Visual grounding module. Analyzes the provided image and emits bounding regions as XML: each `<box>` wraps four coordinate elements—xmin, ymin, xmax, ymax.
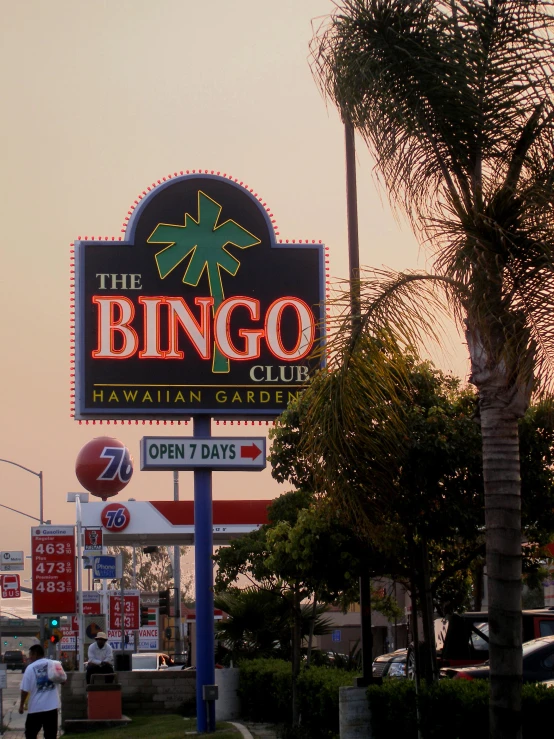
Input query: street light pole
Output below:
<box><xmin>0</xmin><ymin>458</ymin><xmax>45</xmax><ymax>646</ymax></box>
<box><xmin>0</xmin><ymin>459</ymin><xmax>43</xmax><ymax>525</ymax></box>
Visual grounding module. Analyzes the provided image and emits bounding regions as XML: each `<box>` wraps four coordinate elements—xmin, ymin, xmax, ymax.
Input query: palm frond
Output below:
<box><xmin>312</xmin><ymin>1</ymin><xmax>554</xmax><ymax>396</ymax></box>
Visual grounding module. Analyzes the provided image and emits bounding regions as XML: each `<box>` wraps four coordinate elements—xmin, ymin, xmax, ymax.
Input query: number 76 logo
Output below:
<box><xmin>99</xmin><ymin>447</ymin><xmax>133</xmax><ymax>483</ymax></box>
<box><xmin>101</xmin><ymin>503</ymin><xmax>131</xmax><ymax>531</ymax></box>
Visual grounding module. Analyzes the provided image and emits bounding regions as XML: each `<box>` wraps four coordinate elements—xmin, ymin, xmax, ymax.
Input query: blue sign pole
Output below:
<box><xmin>194</xmin><ymin>415</ymin><xmax>216</xmax><ymax>733</ymax></box>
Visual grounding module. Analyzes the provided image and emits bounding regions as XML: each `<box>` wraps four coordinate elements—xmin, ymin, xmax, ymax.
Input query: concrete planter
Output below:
<box><xmin>339</xmin><ymin>686</ymin><xmax>372</xmax><ymax>739</ymax></box>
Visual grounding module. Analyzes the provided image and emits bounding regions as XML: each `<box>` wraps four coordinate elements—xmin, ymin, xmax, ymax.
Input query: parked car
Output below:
<box><xmin>441</xmin><ymin>636</ymin><xmax>554</xmax><ymax>682</ymax></box>
<box><xmin>131</xmin><ymin>652</ymin><xmax>174</xmax><ymax>671</ymax></box>
<box><xmin>372</xmin><ymin>649</ymin><xmax>410</xmax><ymax>679</ymax></box>
<box><xmin>438</xmin><ymin>610</ymin><xmax>554</xmax><ymax>668</ymax></box>
<box><xmin>372</xmin><ymin>609</ymin><xmax>554</xmax><ymax>678</ymax></box>
<box><xmin>3</xmin><ymin>650</ymin><xmax>26</xmax><ymax>672</ymax></box>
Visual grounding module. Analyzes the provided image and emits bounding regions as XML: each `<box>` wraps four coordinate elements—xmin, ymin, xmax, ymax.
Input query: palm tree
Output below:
<box><xmin>310</xmin><ymin>2</ymin><xmax>554</xmax><ymax>737</ymax></box>
<box><xmin>214</xmin><ymin>587</ymin><xmax>333</xmax><ymax>664</ymax></box>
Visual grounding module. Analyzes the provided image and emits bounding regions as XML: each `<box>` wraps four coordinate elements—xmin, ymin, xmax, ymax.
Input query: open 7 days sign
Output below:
<box><xmin>73</xmin><ymin>173</ymin><xmax>325</xmax><ymax>419</ymax></box>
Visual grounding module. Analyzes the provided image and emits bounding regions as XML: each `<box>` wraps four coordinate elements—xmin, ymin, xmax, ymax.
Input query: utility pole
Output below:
<box><xmin>345</xmin><ymin>119</ymin><xmax>373</xmax><ymax>687</ymax></box>
<box><xmin>173</xmin><ymin>471</ymin><xmax>182</xmax><ymax>658</ymax></box>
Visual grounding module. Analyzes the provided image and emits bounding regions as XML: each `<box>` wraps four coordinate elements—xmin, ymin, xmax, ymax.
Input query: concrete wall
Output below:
<box><xmin>61</xmin><ymin>671</ymin><xmax>196</xmax><ymax>724</ymax></box>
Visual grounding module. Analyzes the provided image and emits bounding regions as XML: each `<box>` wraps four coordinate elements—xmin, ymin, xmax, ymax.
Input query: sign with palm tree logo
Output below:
<box><xmin>73</xmin><ymin>173</ymin><xmax>325</xmax><ymax>419</ymax></box>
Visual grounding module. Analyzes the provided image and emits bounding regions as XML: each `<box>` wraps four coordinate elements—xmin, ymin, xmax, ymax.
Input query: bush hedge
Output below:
<box><xmin>238</xmin><ymin>658</ymin><xmax>355</xmax><ymax>738</ymax></box>
<box><xmin>367</xmin><ymin>679</ymin><xmax>554</xmax><ymax>739</ymax></box>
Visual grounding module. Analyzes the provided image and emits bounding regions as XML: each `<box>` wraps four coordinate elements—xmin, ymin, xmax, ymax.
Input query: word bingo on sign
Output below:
<box><xmin>31</xmin><ymin>525</ymin><xmax>76</xmax><ymax>614</ymax></box>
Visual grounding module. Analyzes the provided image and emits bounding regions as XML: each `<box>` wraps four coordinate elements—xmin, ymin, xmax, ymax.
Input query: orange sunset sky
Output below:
<box><xmin>0</xmin><ymin>1</ymin><xmax>468</xmax><ymax>615</ymax></box>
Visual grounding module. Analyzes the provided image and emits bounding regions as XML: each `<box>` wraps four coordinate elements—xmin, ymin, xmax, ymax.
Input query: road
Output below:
<box><xmin>1</xmin><ymin>670</ymin><xmax>26</xmax><ymax>730</ymax></box>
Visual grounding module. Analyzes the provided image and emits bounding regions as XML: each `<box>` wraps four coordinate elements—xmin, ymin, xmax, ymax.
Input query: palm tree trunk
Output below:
<box><xmin>480</xmin><ymin>404</ymin><xmax>522</xmax><ymax>739</ymax></box>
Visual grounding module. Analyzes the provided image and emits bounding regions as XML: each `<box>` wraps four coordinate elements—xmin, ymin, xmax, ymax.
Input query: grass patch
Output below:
<box><xmin>63</xmin><ymin>713</ymin><xmax>242</xmax><ymax>738</ymax></box>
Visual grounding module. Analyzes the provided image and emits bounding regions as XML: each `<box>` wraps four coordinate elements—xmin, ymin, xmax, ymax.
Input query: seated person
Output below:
<box><xmin>86</xmin><ymin>632</ymin><xmax>114</xmax><ymax>685</ymax></box>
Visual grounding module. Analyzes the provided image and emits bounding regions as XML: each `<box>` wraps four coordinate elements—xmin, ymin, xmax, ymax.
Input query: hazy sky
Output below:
<box><xmin>0</xmin><ymin>1</ymin><xmax>468</xmax><ymax>615</ymax></box>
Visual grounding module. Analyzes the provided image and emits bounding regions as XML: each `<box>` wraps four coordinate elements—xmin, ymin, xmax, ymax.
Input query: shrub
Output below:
<box><xmin>297</xmin><ymin>665</ymin><xmax>354</xmax><ymax>738</ymax></box>
<box><xmin>521</xmin><ymin>682</ymin><xmax>554</xmax><ymax>736</ymax></box>
<box><xmin>419</xmin><ymin>679</ymin><xmax>489</xmax><ymax>739</ymax></box>
<box><xmin>367</xmin><ymin>679</ymin><xmax>418</xmax><ymax>738</ymax></box>
<box><xmin>238</xmin><ymin>658</ymin><xmax>354</xmax><ymax>738</ymax></box>
<box><xmin>367</xmin><ymin>679</ymin><xmax>554</xmax><ymax>739</ymax></box>
<box><xmin>238</xmin><ymin>659</ymin><xmax>292</xmax><ymax>724</ymax></box>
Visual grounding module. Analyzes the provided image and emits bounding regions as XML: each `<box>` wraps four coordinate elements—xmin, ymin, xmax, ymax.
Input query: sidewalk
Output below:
<box><xmin>245</xmin><ymin>724</ymin><xmax>279</xmax><ymax>739</ymax></box>
<box><xmin>3</xmin><ymin>728</ymin><xmax>62</xmax><ymax>738</ymax></box>
<box><xmin>2</xmin><ymin>705</ymin><xmax>62</xmax><ymax>738</ymax></box>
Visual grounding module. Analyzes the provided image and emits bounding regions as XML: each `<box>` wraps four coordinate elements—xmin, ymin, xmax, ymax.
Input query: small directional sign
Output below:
<box><xmin>140</xmin><ymin>436</ymin><xmax>267</xmax><ymax>471</ymax></box>
<box><xmin>1</xmin><ymin>573</ymin><xmax>21</xmax><ymax>599</ymax></box>
<box><xmin>92</xmin><ymin>555</ymin><xmax>123</xmax><ymax>580</ymax></box>
<box><xmin>0</xmin><ymin>550</ymin><xmax>24</xmax><ymax>572</ymax></box>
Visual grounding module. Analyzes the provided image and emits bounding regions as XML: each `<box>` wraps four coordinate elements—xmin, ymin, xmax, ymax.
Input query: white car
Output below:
<box><xmin>131</xmin><ymin>652</ymin><xmax>173</xmax><ymax>671</ymax></box>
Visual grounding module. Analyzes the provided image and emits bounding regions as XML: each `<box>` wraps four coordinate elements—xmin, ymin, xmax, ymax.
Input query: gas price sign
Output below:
<box><xmin>31</xmin><ymin>525</ymin><xmax>76</xmax><ymax>614</ymax></box>
<box><xmin>109</xmin><ymin>591</ymin><xmax>140</xmax><ymax>630</ymax></box>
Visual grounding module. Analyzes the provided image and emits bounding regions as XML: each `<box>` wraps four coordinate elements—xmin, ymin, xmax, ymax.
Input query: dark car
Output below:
<box><xmin>441</xmin><ymin>636</ymin><xmax>554</xmax><ymax>682</ymax></box>
<box><xmin>3</xmin><ymin>650</ymin><xmax>26</xmax><ymax>672</ymax></box>
<box><xmin>372</xmin><ymin>649</ymin><xmax>410</xmax><ymax>679</ymax></box>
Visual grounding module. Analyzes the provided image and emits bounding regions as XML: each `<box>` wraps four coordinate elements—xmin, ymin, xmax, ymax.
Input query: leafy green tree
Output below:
<box><xmin>271</xmin><ymin>358</ymin><xmax>554</xmax><ymax>683</ymax></box>
<box><xmin>106</xmin><ymin>545</ymin><xmax>192</xmax><ymax>597</ymax></box>
<box><xmin>311</xmin><ymin>3</ymin><xmax>554</xmax><ymax>734</ymax></box>
<box><xmin>214</xmin><ymin>490</ymin><xmax>386</xmax><ymax>726</ymax></box>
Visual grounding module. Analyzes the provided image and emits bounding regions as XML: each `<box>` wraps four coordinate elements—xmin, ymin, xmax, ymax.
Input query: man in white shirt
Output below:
<box><xmin>19</xmin><ymin>644</ymin><xmax>59</xmax><ymax>739</ymax></box>
<box><xmin>86</xmin><ymin>631</ymin><xmax>114</xmax><ymax>685</ymax></box>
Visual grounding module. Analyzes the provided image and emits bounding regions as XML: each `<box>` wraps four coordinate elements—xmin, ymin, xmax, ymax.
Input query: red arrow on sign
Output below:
<box><xmin>240</xmin><ymin>443</ymin><xmax>262</xmax><ymax>461</ymax></box>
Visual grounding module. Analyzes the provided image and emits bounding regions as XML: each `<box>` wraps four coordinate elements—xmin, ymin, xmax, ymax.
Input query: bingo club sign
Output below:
<box><xmin>73</xmin><ymin>173</ymin><xmax>325</xmax><ymax>419</ymax></box>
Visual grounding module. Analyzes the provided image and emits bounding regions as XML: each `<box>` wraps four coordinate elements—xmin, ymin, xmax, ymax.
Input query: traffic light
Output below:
<box><xmin>140</xmin><ymin>606</ymin><xmax>150</xmax><ymax>626</ymax></box>
<box><xmin>159</xmin><ymin>589</ymin><xmax>170</xmax><ymax>616</ymax></box>
<box><xmin>47</xmin><ymin>617</ymin><xmax>60</xmax><ymax>630</ymax></box>
<box><xmin>164</xmin><ymin>627</ymin><xmax>172</xmax><ymax>639</ymax></box>
<box><xmin>49</xmin><ymin>633</ymin><xmax>60</xmax><ymax>644</ymax></box>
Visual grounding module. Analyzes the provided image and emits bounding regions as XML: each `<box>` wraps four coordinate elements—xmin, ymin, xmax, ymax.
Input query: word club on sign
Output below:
<box><xmin>109</xmin><ymin>592</ymin><xmax>139</xmax><ymax>630</ymax></box>
<box><xmin>31</xmin><ymin>526</ymin><xmax>76</xmax><ymax>615</ymax></box>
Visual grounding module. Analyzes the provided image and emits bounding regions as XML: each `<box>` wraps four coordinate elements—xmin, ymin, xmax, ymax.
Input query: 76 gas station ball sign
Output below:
<box><xmin>73</xmin><ymin>173</ymin><xmax>325</xmax><ymax>420</ymax></box>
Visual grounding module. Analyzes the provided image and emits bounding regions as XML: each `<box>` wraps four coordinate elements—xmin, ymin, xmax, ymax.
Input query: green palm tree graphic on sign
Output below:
<box><xmin>147</xmin><ymin>191</ymin><xmax>261</xmax><ymax>372</ymax></box>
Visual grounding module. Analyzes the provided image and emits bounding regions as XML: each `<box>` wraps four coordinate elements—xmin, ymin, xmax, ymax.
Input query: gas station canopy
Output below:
<box><xmin>79</xmin><ymin>499</ymin><xmax>271</xmax><ymax>546</ymax></box>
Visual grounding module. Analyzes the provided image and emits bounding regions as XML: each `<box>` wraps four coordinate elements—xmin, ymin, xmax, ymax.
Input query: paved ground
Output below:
<box><xmin>3</xmin><ymin>673</ymin><xmax>278</xmax><ymax>738</ymax></box>
<box><xmin>245</xmin><ymin>724</ymin><xmax>279</xmax><ymax>739</ymax></box>
<box><xmin>2</xmin><ymin>671</ymin><xmax>62</xmax><ymax>738</ymax></box>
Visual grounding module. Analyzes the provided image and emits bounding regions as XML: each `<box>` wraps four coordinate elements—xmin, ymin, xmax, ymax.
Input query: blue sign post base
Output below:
<box><xmin>194</xmin><ymin>415</ymin><xmax>216</xmax><ymax>733</ymax></box>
